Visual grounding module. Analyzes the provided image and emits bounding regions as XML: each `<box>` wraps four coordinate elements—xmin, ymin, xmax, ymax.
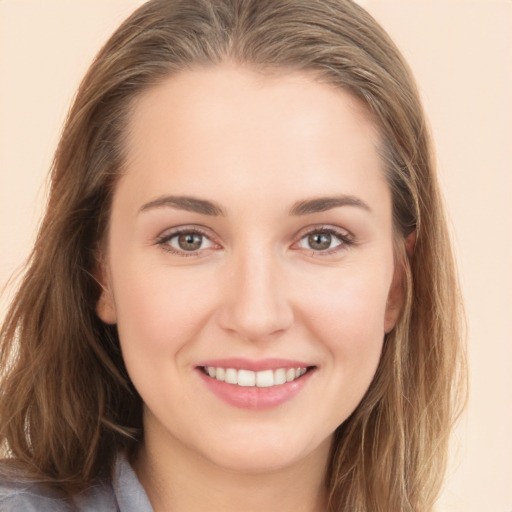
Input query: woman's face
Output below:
<box><xmin>97</xmin><ymin>64</ymin><xmax>404</xmax><ymax>474</ymax></box>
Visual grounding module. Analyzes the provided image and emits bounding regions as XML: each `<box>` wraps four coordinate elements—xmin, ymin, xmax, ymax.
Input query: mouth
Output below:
<box><xmin>200</xmin><ymin>365</ymin><xmax>315</xmax><ymax>388</ymax></box>
<box><xmin>195</xmin><ymin>360</ymin><xmax>317</xmax><ymax>410</ymax></box>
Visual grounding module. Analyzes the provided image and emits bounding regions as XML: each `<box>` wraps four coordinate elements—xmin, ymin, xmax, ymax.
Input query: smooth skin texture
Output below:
<box><xmin>97</xmin><ymin>63</ymin><xmax>405</xmax><ymax>512</ymax></box>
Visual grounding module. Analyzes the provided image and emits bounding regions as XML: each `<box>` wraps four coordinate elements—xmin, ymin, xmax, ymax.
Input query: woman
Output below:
<box><xmin>0</xmin><ymin>0</ymin><xmax>466</xmax><ymax>511</ymax></box>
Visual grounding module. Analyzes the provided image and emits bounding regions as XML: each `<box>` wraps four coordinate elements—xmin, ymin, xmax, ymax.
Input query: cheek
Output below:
<box><xmin>110</xmin><ymin>261</ymin><xmax>222</xmax><ymax>418</ymax></box>
<box><xmin>303</xmin><ymin>266</ymin><xmax>388</xmax><ymax>328</ymax></box>
<box><xmin>294</xmin><ymin>269</ymin><xmax>390</xmax><ymax>423</ymax></box>
<box><xmin>298</xmin><ymin>266</ymin><xmax>390</xmax><ymax>368</ymax></box>
<box><xmin>110</xmin><ymin>258</ymin><xmax>217</xmax><ymax>358</ymax></box>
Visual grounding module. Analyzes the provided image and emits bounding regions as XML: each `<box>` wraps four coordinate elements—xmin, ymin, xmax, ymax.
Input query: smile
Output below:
<box><xmin>202</xmin><ymin>366</ymin><xmax>309</xmax><ymax>388</ymax></box>
<box><xmin>197</xmin><ymin>360</ymin><xmax>316</xmax><ymax>410</ymax></box>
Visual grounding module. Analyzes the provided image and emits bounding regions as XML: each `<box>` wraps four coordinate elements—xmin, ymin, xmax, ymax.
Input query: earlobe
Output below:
<box><xmin>384</xmin><ymin>269</ymin><xmax>404</xmax><ymax>334</ymax></box>
<box><xmin>405</xmin><ymin>230</ymin><xmax>416</xmax><ymax>259</ymax></box>
<box><xmin>95</xmin><ymin>260</ymin><xmax>117</xmax><ymax>325</ymax></box>
<box><xmin>384</xmin><ymin>231</ymin><xmax>415</xmax><ymax>333</ymax></box>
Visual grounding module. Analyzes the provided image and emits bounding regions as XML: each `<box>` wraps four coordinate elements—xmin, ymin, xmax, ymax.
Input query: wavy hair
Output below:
<box><xmin>0</xmin><ymin>1</ymin><xmax>466</xmax><ymax>510</ymax></box>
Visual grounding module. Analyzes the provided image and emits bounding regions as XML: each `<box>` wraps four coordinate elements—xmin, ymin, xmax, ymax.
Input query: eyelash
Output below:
<box><xmin>297</xmin><ymin>226</ymin><xmax>354</xmax><ymax>256</ymax></box>
<box><xmin>155</xmin><ymin>225</ymin><xmax>354</xmax><ymax>258</ymax></box>
<box><xmin>155</xmin><ymin>227</ymin><xmax>214</xmax><ymax>258</ymax></box>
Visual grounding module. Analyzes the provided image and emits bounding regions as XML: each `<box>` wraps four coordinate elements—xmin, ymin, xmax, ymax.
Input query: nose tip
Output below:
<box><xmin>218</xmin><ymin>257</ymin><xmax>294</xmax><ymax>342</ymax></box>
<box><xmin>226</xmin><ymin>293</ymin><xmax>293</xmax><ymax>342</ymax></box>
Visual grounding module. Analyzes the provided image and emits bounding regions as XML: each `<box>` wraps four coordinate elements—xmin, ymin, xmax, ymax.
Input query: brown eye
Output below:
<box><xmin>296</xmin><ymin>228</ymin><xmax>348</xmax><ymax>254</ymax></box>
<box><xmin>177</xmin><ymin>233</ymin><xmax>203</xmax><ymax>251</ymax></box>
<box><xmin>307</xmin><ymin>232</ymin><xmax>332</xmax><ymax>251</ymax></box>
<box><xmin>161</xmin><ymin>230</ymin><xmax>214</xmax><ymax>254</ymax></box>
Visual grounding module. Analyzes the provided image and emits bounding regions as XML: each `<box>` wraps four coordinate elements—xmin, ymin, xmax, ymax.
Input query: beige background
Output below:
<box><xmin>1</xmin><ymin>1</ymin><xmax>511</xmax><ymax>510</ymax></box>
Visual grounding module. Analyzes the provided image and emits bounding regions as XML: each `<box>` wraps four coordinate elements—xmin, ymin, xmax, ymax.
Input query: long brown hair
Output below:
<box><xmin>0</xmin><ymin>1</ymin><xmax>466</xmax><ymax>510</ymax></box>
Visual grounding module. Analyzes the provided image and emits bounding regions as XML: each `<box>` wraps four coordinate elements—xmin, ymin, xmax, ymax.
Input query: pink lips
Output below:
<box><xmin>196</xmin><ymin>358</ymin><xmax>315</xmax><ymax>410</ymax></box>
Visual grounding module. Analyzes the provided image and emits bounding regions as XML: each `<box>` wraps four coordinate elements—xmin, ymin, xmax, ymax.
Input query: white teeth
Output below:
<box><xmin>225</xmin><ymin>368</ymin><xmax>238</xmax><ymax>384</ymax></box>
<box><xmin>204</xmin><ymin>366</ymin><xmax>310</xmax><ymax>387</ymax></box>
<box><xmin>256</xmin><ymin>369</ymin><xmax>274</xmax><ymax>388</ymax></box>
<box><xmin>238</xmin><ymin>369</ymin><xmax>256</xmax><ymax>387</ymax></box>
<box><xmin>274</xmin><ymin>368</ymin><xmax>287</xmax><ymax>385</ymax></box>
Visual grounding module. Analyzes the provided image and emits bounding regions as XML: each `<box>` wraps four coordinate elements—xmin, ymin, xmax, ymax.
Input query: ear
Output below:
<box><xmin>95</xmin><ymin>257</ymin><xmax>117</xmax><ymax>325</ymax></box>
<box><xmin>384</xmin><ymin>231</ymin><xmax>416</xmax><ymax>333</ymax></box>
<box><xmin>405</xmin><ymin>230</ymin><xmax>416</xmax><ymax>259</ymax></box>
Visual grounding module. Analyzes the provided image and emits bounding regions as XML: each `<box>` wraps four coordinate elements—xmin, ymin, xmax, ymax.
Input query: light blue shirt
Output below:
<box><xmin>0</xmin><ymin>453</ymin><xmax>153</xmax><ymax>511</ymax></box>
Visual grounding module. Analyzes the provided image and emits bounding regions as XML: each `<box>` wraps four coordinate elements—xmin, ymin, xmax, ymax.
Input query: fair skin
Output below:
<box><xmin>97</xmin><ymin>63</ymin><xmax>405</xmax><ymax>512</ymax></box>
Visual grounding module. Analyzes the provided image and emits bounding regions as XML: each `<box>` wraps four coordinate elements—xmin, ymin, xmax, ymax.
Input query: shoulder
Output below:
<box><xmin>0</xmin><ymin>452</ymin><xmax>152</xmax><ymax>512</ymax></box>
<box><xmin>0</xmin><ymin>468</ymin><xmax>116</xmax><ymax>512</ymax></box>
<box><xmin>0</xmin><ymin>480</ymin><xmax>72</xmax><ymax>511</ymax></box>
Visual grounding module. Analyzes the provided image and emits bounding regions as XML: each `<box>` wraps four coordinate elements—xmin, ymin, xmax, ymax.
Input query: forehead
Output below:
<box><xmin>120</xmin><ymin>63</ymin><xmax>388</xmax><ymax>213</ymax></box>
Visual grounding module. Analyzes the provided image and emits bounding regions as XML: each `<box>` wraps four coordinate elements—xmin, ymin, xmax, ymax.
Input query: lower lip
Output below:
<box><xmin>197</xmin><ymin>369</ymin><xmax>314</xmax><ymax>410</ymax></box>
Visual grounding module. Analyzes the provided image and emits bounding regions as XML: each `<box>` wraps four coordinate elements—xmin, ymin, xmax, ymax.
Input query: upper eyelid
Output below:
<box><xmin>157</xmin><ymin>225</ymin><xmax>214</xmax><ymax>240</ymax></box>
<box><xmin>293</xmin><ymin>224</ymin><xmax>353</xmax><ymax>241</ymax></box>
<box><xmin>158</xmin><ymin>224</ymin><xmax>351</xmax><ymax>241</ymax></box>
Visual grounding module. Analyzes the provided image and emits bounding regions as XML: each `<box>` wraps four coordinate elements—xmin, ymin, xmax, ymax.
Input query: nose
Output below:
<box><xmin>218</xmin><ymin>247</ymin><xmax>294</xmax><ymax>342</ymax></box>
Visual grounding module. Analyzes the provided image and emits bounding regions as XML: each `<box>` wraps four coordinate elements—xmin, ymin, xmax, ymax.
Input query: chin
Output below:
<box><xmin>194</xmin><ymin>430</ymin><xmax>332</xmax><ymax>475</ymax></box>
<box><xmin>207</xmin><ymin>450</ymin><xmax>304</xmax><ymax>474</ymax></box>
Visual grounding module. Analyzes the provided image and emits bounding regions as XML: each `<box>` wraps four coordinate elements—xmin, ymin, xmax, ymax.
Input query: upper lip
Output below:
<box><xmin>196</xmin><ymin>358</ymin><xmax>316</xmax><ymax>372</ymax></box>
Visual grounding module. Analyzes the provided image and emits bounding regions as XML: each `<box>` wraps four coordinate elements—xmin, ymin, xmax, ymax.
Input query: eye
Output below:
<box><xmin>295</xmin><ymin>227</ymin><xmax>352</xmax><ymax>254</ymax></box>
<box><xmin>157</xmin><ymin>228</ymin><xmax>215</xmax><ymax>255</ymax></box>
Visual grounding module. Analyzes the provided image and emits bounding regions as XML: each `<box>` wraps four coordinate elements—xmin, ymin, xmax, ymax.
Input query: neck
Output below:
<box><xmin>133</xmin><ymin>416</ymin><xmax>331</xmax><ymax>512</ymax></box>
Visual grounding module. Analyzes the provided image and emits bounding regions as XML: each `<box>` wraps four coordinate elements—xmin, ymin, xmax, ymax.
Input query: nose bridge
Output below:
<box><xmin>219</xmin><ymin>242</ymin><xmax>293</xmax><ymax>341</ymax></box>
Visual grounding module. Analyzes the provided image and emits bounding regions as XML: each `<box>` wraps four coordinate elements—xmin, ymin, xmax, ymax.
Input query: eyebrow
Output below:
<box><xmin>289</xmin><ymin>195</ymin><xmax>371</xmax><ymax>215</ymax></box>
<box><xmin>139</xmin><ymin>195</ymin><xmax>225</xmax><ymax>216</ymax></box>
<box><xmin>139</xmin><ymin>194</ymin><xmax>371</xmax><ymax>217</ymax></box>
